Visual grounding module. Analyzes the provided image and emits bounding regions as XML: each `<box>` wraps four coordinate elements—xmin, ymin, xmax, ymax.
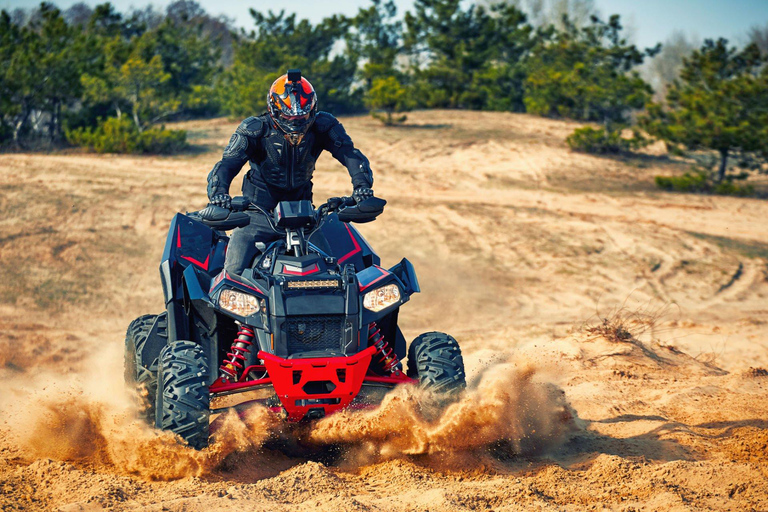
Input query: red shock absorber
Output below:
<box><xmin>220</xmin><ymin>324</ymin><xmax>255</xmax><ymax>382</ymax></box>
<box><xmin>368</xmin><ymin>322</ymin><xmax>402</xmax><ymax>376</ymax></box>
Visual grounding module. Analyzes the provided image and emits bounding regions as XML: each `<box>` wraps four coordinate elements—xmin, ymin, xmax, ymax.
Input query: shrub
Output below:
<box><xmin>66</xmin><ymin>117</ymin><xmax>188</xmax><ymax>154</ymax></box>
<box><xmin>654</xmin><ymin>172</ymin><xmax>709</xmax><ymax>192</ymax></box>
<box><xmin>655</xmin><ymin>171</ymin><xmax>755</xmax><ymax>196</ymax></box>
<box><xmin>365</xmin><ymin>76</ymin><xmax>409</xmax><ymax>126</ymax></box>
<box><xmin>566</xmin><ymin>126</ymin><xmax>645</xmax><ymax>154</ymax></box>
<box><xmin>711</xmin><ymin>180</ymin><xmax>755</xmax><ymax>197</ymax></box>
<box><xmin>138</xmin><ymin>127</ymin><xmax>188</xmax><ymax>154</ymax></box>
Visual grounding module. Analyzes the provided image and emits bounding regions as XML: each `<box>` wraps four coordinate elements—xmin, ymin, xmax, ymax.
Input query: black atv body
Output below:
<box><xmin>125</xmin><ymin>196</ymin><xmax>465</xmax><ymax>448</ymax></box>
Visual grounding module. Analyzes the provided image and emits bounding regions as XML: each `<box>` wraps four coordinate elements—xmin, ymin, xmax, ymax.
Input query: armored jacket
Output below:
<box><xmin>207</xmin><ymin>112</ymin><xmax>373</xmax><ymax>210</ymax></box>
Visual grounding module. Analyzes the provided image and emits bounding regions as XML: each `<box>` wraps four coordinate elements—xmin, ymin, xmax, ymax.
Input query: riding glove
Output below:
<box><xmin>352</xmin><ymin>187</ymin><xmax>374</xmax><ymax>204</ymax></box>
<box><xmin>209</xmin><ymin>193</ymin><xmax>232</xmax><ymax>209</ymax></box>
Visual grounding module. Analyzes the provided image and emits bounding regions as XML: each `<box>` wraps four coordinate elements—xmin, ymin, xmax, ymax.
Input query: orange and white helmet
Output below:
<box><xmin>267</xmin><ymin>69</ymin><xmax>317</xmax><ymax>145</ymax></box>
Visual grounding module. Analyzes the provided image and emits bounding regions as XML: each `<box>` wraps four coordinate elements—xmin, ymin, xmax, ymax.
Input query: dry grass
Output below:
<box><xmin>746</xmin><ymin>367</ymin><xmax>768</xmax><ymax>378</ymax></box>
<box><xmin>582</xmin><ymin>300</ymin><xmax>678</xmax><ymax>344</ymax></box>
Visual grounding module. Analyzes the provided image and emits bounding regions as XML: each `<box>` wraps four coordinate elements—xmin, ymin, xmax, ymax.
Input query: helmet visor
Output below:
<box><xmin>276</xmin><ymin>112</ymin><xmax>313</xmax><ymax>135</ymax></box>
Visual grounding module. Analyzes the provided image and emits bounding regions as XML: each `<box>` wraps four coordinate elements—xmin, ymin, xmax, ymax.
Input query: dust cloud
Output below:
<box><xmin>0</xmin><ymin>336</ymin><xmax>279</xmax><ymax>481</ymax></box>
<box><xmin>1</xmin><ymin>339</ymin><xmax>571</xmax><ymax>481</ymax></box>
<box><xmin>309</xmin><ymin>359</ymin><xmax>573</xmax><ymax>460</ymax></box>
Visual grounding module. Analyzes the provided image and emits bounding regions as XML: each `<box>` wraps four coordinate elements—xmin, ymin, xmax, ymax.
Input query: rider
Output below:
<box><xmin>206</xmin><ymin>69</ymin><xmax>375</xmax><ymax>275</ymax></box>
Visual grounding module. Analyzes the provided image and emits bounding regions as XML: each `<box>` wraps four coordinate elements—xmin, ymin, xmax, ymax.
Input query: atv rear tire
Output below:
<box><xmin>407</xmin><ymin>332</ymin><xmax>466</xmax><ymax>394</ymax></box>
<box><xmin>125</xmin><ymin>314</ymin><xmax>160</xmax><ymax>422</ymax></box>
<box><xmin>155</xmin><ymin>340</ymin><xmax>210</xmax><ymax>450</ymax></box>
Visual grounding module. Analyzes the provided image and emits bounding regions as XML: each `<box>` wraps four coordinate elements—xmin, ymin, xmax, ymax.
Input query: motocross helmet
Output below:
<box><xmin>267</xmin><ymin>69</ymin><xmax>317</xmax><ymax>145</ymax></box>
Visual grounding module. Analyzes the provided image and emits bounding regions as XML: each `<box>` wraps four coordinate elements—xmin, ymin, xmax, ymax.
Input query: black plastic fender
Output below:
<box><xmin>140</xmin><ymin>312</ymin><xmax>169</xmax><ymax>370</ymax></box>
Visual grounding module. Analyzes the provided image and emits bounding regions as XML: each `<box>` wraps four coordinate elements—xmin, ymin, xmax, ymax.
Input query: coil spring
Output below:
<box><xmin>368</xmin><ymin>322</ymin><xmax>402</xmax><ymax>376</ymax></box>
<box><xmin>220</xmin><ymin>324</ymin><xmax>255</xmax><ymax>382</ymax></box>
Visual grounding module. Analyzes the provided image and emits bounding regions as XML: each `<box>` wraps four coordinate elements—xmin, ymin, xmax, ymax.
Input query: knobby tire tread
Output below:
<box><xmin>156</xmin><ymin>340</ymin><xmax>210</xmax><ymax>450</ymax></box>
<box><xmin>407</xmin><ymin>331</ymin><xmax>466</xmax><ymax>393</ymax></box>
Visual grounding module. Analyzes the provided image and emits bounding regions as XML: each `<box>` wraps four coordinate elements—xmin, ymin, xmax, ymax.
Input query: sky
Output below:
<box><xmin>2</xmin><ymin>0</ymin><xmax>767</xmax><ymax>49</ymax></box>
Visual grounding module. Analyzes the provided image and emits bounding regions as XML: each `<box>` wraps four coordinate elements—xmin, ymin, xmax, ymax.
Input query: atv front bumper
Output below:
<box><xmin>209</xmin><ymin>347</ymin><xmax>415</xmax><ymax>421</ymax></box>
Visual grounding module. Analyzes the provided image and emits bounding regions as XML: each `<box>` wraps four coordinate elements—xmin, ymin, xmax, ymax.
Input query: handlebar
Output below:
<box><xmin>195</xmin><ymin>195</ymin><xmax>385</xmax><ymax>231</ymax></box>
<box><xmin>197</xmin><ymin>195</ymin><xmax>356</xmax><ymax>230</ymax></box>
<box><xmin>230</xmin><ymin>195</ymin><xmax>353</xmax><ymax>214</ymax></box>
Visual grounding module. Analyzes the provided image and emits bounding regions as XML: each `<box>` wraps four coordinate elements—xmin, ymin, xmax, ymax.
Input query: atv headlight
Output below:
<box><xmin>219</xmin><ymin>289</ymin><xmax>264</xmax><ymax>317</ymax></box>
<box><xmin>363</xmin><ymin>284</ymin><xmax>401</xmax><ymax>312</ymax></box>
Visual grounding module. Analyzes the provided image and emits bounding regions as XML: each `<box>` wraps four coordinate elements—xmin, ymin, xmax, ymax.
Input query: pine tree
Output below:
<box><xmin>218</xmin><ymin>10</ymin><xmax>357</xmax><ymax>117</ymax></box>
<box><xmin>643</xmin><ymin>39</ymin><xmax>768</xmax><ymax>181</ymax></box>
<box><xmin>403</xmin><ymin>0</ymin><xmax>533</xmax><ymax>110</ymax></box>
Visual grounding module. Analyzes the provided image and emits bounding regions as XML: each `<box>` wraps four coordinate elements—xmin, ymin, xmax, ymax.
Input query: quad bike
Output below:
<box><xmin>125</xmin><ymin>195</ymin><xmax>465</xmax><ymax>449</ymax></box>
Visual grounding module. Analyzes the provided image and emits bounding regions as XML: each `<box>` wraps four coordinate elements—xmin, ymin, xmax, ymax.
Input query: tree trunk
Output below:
<box><xmin>132</xmin><ymin>105</ymin><xmax>143</xmax><ymax>133</ymax></box>
<box><xmin>717</xmin><ymin>149</ymin><xmax>729</xmax><ymax>182</ymax></box>
<box><xmin>13</xmin><ymin>118</ymin><xmax>23</xmax><ymax>146</ymax></box>
<box><xmin>13</xmin><ymin>104</ymin><xmax>28</xmax><ymax>148</ymax></box>
<box><xmin>57</xmin><ymin>102</ymin><xmax>62</xmax><ymax>140</ymax></box>
<box><xmin>131</xmin><ymin>88</ymin><xmax>142</xmax><ymax>132</ymax></box>
<box><xmin>49</xmin><ymin>100</ymin><xmax>59</xmax><ymax>142</ymax></box>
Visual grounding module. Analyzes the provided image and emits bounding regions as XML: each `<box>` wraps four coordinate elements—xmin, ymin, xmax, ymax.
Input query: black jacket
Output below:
<box><xmin>207</xmin><ymin>112</ymin><xmax>373</xmax><ymax>210</ymax></box>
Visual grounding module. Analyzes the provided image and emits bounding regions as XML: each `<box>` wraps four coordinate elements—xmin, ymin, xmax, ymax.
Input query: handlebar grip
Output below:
<box><xmin>199</xmin><ymin>204</ymin><xmax>231</xmax><ymax>221</ymax></box>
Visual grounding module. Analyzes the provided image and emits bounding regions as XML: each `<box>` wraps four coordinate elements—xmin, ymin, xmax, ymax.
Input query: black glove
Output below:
<box><xmin>352</xmin><ymin>187</ymin><xmax>374</xmax><ymax>204</ymax></box>
<box><xmin>327</xmin><ymin>196</ymin><xmax>344</xmax><ymax>211</ymax></box>
<box><xmin>209</xmin><ymin>193</ymin><xmax>232</xmax><ymax>209</ymax></box>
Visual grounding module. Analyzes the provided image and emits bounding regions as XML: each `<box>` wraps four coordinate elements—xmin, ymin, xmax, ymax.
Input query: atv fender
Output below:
<box><xmin>140</xmin><ymin>312</ymin><xmax>169</xmax><ymax>370</ymax></box>
<box><xmin>388</xmin><ymin>258</ymin><xmax>420</xmax><ymax>295</ymax></box>
<box><xmin>183</xmin><ymin>264</ymin><xmax>213</xmax><ymax>304</ymax></box>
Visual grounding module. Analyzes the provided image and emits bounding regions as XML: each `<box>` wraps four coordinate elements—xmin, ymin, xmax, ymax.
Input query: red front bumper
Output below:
<box><xmin>209</xmin><ymin>347</ymin><xmax>415</xmax><ymax>421</ymax></box>
<box><xmin>260</xmin><ymin>347</ymin><xmax>379</xmax><ymax>421</ymax></box>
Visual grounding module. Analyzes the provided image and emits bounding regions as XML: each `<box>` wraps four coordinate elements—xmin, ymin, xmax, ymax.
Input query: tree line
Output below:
<box><xmin>0</xmin><ymin>1</ymin><xmax>656</xmax><ymax>144</ymax></box>
<box><xmin>1</xmin><ymin>0</ymin><xmax>766</xmax><ymax>190</ymax></box>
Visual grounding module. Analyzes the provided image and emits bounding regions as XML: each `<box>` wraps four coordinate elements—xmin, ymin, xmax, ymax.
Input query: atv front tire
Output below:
<box><xmin>155</xmin><ymin>340</ymin><xmax>210</xmax><ymax>450</ymax></box>
<box><xmin>125</xmin><ymin>314</ymin><xmax>160</xmax><ymax>421</ymax></box>
<box><xmin>407</xmin><ymin>332</ymin><xmax>466</xmax><ymax>394</ymax></box>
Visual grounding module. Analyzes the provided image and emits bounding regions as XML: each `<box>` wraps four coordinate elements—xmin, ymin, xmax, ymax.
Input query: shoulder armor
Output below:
<box><xmin>313</xmin><ymin>111</ymin><xmax>339</xmax><ymax>133</ymax></box>
<box><xmin>222</xmin><ymin>133</ymin><xmax>248</xmax><ymax>159</ymax></box>
<box><xmin>236</xmin><ymin>116</ymin><xmax>265</xmax><ymax>138</ymax></box>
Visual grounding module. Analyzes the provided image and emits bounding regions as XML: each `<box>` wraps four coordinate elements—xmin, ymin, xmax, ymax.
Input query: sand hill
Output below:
<box><xmin>1</xmin><ymin>111</ymin><xmax>767</xmax><ymax>511</ymax></box>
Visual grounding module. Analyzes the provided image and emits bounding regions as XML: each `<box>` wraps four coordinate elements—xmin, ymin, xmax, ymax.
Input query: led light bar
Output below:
<box><xmin>285</xmin><ymin>279</ymin><xmax>340</xmax><ymax>289</ymax></box>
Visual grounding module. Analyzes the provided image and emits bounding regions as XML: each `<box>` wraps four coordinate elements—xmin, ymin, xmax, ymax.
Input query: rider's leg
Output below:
<box><xmin>224</xmin><ymin>225</ymin><xmax>260</xmax><ymax>275</ymax></box>
<box><xmin>224</xmin><ymin>211</ymin><xmax>280</xmax><ymax>275</ymax></box>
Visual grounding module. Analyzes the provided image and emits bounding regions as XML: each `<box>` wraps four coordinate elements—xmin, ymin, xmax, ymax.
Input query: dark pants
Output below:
<box><xmin>224</xmin><ymin>211</ymin><xmax>282</xmax><ymax>275</ymax></box>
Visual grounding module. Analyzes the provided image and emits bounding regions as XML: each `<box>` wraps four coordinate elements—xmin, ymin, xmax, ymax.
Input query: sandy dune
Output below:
<box><xmin>1</xmin><ymin>111</ymin><xmax>767</xmax><ymax>511</ymax></box>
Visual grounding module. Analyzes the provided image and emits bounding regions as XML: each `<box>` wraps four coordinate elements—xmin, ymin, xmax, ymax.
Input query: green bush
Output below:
<box><xmin>655</xmin><ymin>171</ymin><xmax>755</xmax><ymax>196</ymax></box>
<box><xmin>365</xmin><ymin>76</ymin><xmax>409</xmax><ymax>126</ymax></box>
<box><xmin>66</xmin><ymin>117</ymin><xmax>188</xmax><ymax>154</ymax></box>
<box><xmin>654</xmin><ymin>172</ymin><xmax>709</xmax><ymax>192</ymax></box>
<box><xmin>711</xmin><ymin>180</ymin><xmax>755</xmax><ymax>197</ymax></box>
<box><xmin>566</xmin><ymin>126</ymin><xmax>644</xmax><ymax>154</ymax></box>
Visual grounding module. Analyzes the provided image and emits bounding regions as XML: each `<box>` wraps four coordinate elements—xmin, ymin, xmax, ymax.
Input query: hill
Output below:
<box><xmin>1</xmin><ymin>111</ymin><xmax>767</xmax><ymax>511</ymax></box>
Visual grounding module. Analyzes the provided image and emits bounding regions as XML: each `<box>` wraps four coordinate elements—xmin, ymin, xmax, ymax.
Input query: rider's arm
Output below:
<box><xmin>206</xmin><ymin>117</ymin><xmax>264</xmax><ymax>199</ymax></box>
<box><xmin>315</xmin><ymin>112</ymin><xmax>373</xmax><ymax>190</ymax></box>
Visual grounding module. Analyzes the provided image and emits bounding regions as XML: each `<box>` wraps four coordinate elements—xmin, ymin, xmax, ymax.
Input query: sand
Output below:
<box><xmin>1</xmin><ymin>110</ymin><xmax>767</xmax><ymax>511</ymax></box>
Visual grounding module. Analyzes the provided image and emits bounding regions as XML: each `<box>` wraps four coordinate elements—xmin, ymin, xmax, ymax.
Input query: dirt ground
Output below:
<box><xmin>1</xmin><ymin>110</ymin><xmax>767</xmax><ymax>511</ymax></box>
